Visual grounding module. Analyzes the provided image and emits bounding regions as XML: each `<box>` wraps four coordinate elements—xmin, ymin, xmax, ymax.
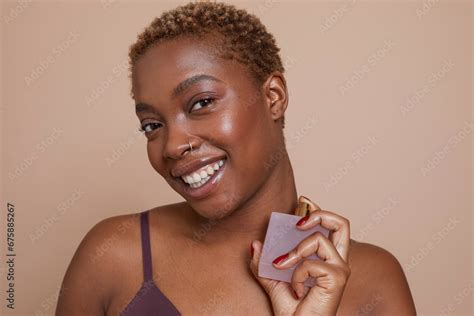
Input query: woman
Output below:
<box><xmin>56</xmin><ymin>2</ymin><xmax>416</xmax><ymax>315</ymax></box>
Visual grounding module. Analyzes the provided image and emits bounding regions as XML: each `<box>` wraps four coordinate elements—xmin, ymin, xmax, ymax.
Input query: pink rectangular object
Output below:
<box><xmin>258</xmin><ymin>212</ymin><xmax>330</xmax><ymax>287</ymax></box>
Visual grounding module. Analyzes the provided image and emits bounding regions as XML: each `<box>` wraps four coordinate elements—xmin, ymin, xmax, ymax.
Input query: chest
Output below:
<box><xmin>154</xmin><ymin>262</ymin><xmax>274</xmax><ymax>315</ymax></box>
<box><xmin>162</xmin><ymin>253</ymin><xmax>379</xmax><ymax>316</ymax></box>
<box><xmin>106</xmin><ymin>260</ymin><xmax>376</xmax><ymax>316</ymax></box>
<box><xmin>106</xmin><ymin>254</ymin><xmax>273</xmax><ymax>315</ymax></box>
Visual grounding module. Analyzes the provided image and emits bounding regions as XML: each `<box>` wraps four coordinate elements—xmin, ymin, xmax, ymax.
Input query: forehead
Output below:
<box><xmin>131</xmin><ymin>37</ymin><xmax>253</xmax><ymax>100</ymax></box>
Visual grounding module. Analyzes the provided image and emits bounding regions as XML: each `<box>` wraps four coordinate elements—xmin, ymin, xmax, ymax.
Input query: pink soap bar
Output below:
<box><xmin>258</xmin><ymin>212</ymin><xmax>330</xmax><ymax>287</ymax></box>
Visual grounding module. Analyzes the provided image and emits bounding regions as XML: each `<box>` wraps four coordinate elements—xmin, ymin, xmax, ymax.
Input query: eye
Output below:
<box><xmin>190</xmin><ymin>97</ymin><xmax>215</xmax><ymax>112</ymax></box>
<box><xmin>138</xmin><ymin>122</ymin><xmax>162</xmax><ymax>134</ymax></box>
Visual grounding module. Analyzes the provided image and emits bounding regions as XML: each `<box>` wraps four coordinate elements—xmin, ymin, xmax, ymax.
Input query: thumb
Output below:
<box><xmin>249</xmin><ymin>240</ymin><xmax>280</xmax><ymax>295</ymax></box>
<box><xmin>249</xmin><ymin>240</ymin><xmax>301</xmax><ymax>316</ymax></box>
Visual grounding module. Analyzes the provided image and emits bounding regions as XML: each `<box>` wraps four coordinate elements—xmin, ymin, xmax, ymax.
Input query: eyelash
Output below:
<box><xmin>138</xmin><ymin>97</ymin><xmax>216</xmax><ymax>134</ymax></box>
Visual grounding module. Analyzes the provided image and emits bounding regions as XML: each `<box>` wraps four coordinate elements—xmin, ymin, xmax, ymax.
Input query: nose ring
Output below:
<box><xmin>188</xmin><ymin>140</ymin><xmax>193</xmax><ymax>151</ymax></box>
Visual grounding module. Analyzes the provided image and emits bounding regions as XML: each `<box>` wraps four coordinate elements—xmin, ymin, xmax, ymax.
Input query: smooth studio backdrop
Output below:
<box><xmin>1</xmin><ymin>0</ymin><xmax>472</xmax><ymax>315</ymax></box>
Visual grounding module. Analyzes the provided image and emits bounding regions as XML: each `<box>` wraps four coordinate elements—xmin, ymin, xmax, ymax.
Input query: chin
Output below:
<box><xmin>187</xmin><ymin>193</ymin><xmax>239</xmax><ymax>221</ymax></box>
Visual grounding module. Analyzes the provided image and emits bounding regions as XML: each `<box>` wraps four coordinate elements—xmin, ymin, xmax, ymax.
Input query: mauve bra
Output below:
<box><xmin>120</xmin><ymin>210</ymin><xmax>181</xmax><ymax>316</ymax></box>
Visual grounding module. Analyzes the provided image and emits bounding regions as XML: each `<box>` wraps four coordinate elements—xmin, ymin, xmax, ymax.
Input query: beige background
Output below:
<box><xmin>1</xmin><ymin>0</ymin><xmax>472</xmax><ymax>315</ymax></box>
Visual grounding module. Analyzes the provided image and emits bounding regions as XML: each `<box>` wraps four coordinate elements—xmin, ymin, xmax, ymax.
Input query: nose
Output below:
<box><xmin>162</xmin><ymin>122</ymin><xmax>192</xmax><ymax>160</ymax></box>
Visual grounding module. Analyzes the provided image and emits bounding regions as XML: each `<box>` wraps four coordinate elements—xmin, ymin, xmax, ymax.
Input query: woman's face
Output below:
<box><xmin>132</xmin><ymin>36</ymin><xmax>286</xmax><ymax>219</ymax></box>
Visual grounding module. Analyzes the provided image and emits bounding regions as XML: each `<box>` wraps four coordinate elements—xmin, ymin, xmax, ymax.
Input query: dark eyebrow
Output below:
<box><xmin>171</xmin><ymin>74</ymin><xmax>223</xmax><ymax>98</ymax></box>
<box><xmin>135</xmin><ymin>74</ymin><xmax>223</xmax><ymax>114</ymax></box>
<box><xmin>135</xmin><ymin>102</ymin><xmax>156</xmax><ymax>114</ymax></box>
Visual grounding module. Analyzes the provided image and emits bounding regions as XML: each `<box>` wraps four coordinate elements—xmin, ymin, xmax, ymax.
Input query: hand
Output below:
<box><xmin>249</xmin><ymin>197</ymin><xmax>351</xmax><ymax>316</ymax></box>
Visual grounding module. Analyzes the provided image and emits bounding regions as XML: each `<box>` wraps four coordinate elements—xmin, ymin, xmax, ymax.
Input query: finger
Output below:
<box><xmin>291</xmin><ymin>258</ymin><xmax>350</xmax><ymax>299</ymax></box>
<box><xmin>289</xmin><ymin>234</ymin><xmax>349</xmax><ymax>296</ymax></box>
<box><xmin>295</xmin><ymin>208</ymin><xmax>350</xmax><ymax>262</ymax></box>
<box><xmin>272</xmin><ymin>231</ymin><xmax>346</xmax><ymax>271</ymax></box>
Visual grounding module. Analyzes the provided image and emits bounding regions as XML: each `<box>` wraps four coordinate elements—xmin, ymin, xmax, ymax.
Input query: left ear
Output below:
<box><xmin>262</xmin><ymin>71</ymin><xmax>289</xmax><ymax>124</ymax></box>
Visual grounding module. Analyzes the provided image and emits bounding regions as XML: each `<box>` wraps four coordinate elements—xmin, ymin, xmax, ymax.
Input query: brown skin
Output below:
<box><xmin>249</xmin><ymin>201</ymin><xmax>352</xmax><ymax>315</ymax></box>
<box><xmin>56</xmin><ymin>36</ymin><xmax>417</xmax><ymax>315</ymax></box>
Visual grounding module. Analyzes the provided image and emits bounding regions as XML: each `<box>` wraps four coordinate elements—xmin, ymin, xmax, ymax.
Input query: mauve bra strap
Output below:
<box><xmin>140</xmin><ymin>210</ymin><xmax>153</xmax><ymax>282</ymax></box>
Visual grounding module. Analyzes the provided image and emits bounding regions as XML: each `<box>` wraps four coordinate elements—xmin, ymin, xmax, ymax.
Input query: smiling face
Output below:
<box><xmin>132</xmin><ymin>35</ymin><xmax>288</xmax><ymax>219</ymax></box>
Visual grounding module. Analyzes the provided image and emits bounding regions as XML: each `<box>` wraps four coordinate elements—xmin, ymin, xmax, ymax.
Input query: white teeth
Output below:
<box><xmin>192</xmin><ymin>173</ymin><xmax>201</xmax><ymax>183</ymax></box>
<box><xmin>190</xmin><ymin>175</ymin><xmax>210</xmax><ymax>189</ymax></box>
<box><xmin>206</xmin><ymin>166</ymin><xmax>215</xmax><ymax>175</ymax></box>
<box><xmin>181</xmin><ymin>158</ymin><xmax>226</xmax><ymax>186</ymax></box>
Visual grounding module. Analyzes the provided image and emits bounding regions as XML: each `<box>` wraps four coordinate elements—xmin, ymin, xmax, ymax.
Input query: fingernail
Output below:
<box><xmin>272</xmin><ymin>253</ymin><xmax>289</xmax><ymax>265</ymax></box>
<box><xmin>296</xmin><ymin>215</ymin><xmax>309</xmax><ymax>226</ymax></box>
<box><xmin>293</xmin><ymin>289</ymin><xmax>299</xmax><ymax>299</ymax></box>
<box><xmin>250</xmin><ymin>241</ymin><xmax>254</xmax><ymax>257</ymax></box>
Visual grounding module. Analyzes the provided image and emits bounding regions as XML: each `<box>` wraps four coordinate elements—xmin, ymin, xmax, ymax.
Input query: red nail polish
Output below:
<box><xmin>296</xmin><ymin>215</ymin><xmax>309</xmax><ymax>226</ymax></box>
<box><xmin>272</xmin><ymin>253</ymin><xmax>289</xmax><ymax>265</ymax></box>
<box><xmin>293</xmin><ymin>289</ymin><xmax>299</xmax><ymax>299</ymax></box>
<box><xmin>250</xmin><ymin>242</ymin><xmax>254</xmax><ymax>257</ymax></box>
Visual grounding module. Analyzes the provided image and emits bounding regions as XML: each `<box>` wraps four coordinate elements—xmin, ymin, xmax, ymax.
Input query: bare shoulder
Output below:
<box><xmin>343</xmin><ymin>239</ymin><xmax>417</xmax><ymax>315</ymax></box>
<box><xmin>56</xmin><ymin>204</ymin><xmax>183</xmax><ymax>316</ymax></box>
<box><xmin>55</xmin><ymin>211</ymin><xmax>142</xmax><ymax>315</ymax></box>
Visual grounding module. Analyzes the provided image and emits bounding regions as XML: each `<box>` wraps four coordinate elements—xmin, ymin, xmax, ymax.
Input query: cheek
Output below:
<box><xmin>218</xmin><ymin>102</ymin><xmax>274</xmax><ymax>170</ymax></box>
<box><xmin>215</xmin><ymin>105</ymin><xmax>261</xmax><ymax>148</ymax></box>
<box><xmin>146</xmin><ymin>142</ymin><xmax>164</xmax><ymax>175</ymax></box>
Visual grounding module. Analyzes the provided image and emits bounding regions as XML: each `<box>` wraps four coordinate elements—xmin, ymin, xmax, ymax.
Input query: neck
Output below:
<box><xmin>185</xmin><ymin>150</ymin><xmax>298</xmax><ymax>250</ymax></box>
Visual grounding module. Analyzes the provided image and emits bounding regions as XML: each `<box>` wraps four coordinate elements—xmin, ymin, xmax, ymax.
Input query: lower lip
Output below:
<box><xmin>179</xmin><ymin>159</ymin><xmax>227</xmax><ymax>200</ymax></box>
